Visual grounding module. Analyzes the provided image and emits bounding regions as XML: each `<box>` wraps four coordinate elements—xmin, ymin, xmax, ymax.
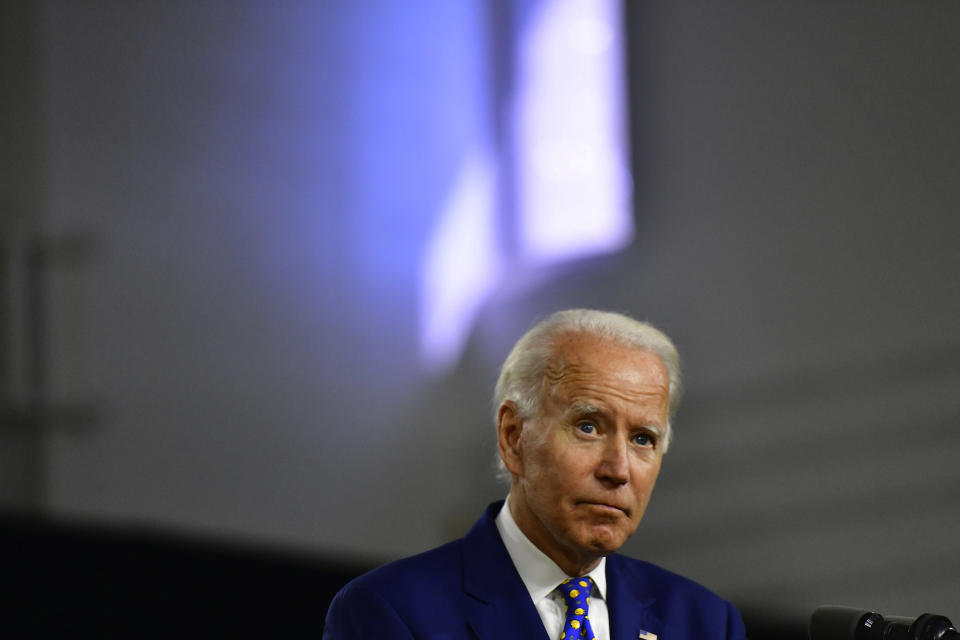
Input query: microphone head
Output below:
<box><xmin>809</xmin><ymin>606</ymin><xmax>873</xmax><ymax>640</ymax></box>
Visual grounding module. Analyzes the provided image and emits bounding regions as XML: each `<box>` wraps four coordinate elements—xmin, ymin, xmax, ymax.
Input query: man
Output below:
<box><xmin>324</xmin><ymin>309</ymin><xmax>747</xmax><ymax>639</ymax></box>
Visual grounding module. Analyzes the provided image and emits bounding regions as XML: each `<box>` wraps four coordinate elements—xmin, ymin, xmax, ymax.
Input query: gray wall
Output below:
<box><xmin>2</xmin><ymin>0</ymin><xmax>958</xmax><ymax>626</ymax></box>
<box><xmin>622</xmin><ymin>3</ymin><xmax>960</xmax><ymax>621</ymax></box>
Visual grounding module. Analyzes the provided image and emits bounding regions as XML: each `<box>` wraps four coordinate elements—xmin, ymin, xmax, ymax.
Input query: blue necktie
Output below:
<box><xmin>558</xmin><ymin>577</ymin><xmax>597</xmax><ymax>640</ymax></box>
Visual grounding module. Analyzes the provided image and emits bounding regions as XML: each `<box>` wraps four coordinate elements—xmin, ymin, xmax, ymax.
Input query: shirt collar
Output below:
<box><xmin>495</xmin><ymin>495</ymin><xmax>607</xmax><ymax>604</ymax></box>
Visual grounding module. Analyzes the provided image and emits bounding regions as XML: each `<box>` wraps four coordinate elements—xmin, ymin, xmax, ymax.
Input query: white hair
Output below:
<box><xmin>493</xmin><ymin>309</ymin><xmax>682</xmax><ymax>473</ymax></box>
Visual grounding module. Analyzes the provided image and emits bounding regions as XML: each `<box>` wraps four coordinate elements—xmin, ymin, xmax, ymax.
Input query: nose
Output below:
<box><xmin>595</xmin><ymin>436</ymin><xmax>629</xmax><ymax>486</ymax></box>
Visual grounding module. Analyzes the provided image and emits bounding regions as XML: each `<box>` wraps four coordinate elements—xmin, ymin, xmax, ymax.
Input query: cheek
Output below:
<box><xmin>524</xmin><ymin>445</ymin><xmax>569</xmax><ymax>493</ymax></box>
<box><xmin>527</xmin><ymin>433</ymin><xmax>578</xmax><ymax>476</ymax></box>
<box><xmin>553</xmin><ymin>451</ymin><xmax>595</xmax><ymax>484</ymax></box>
<box><xmin>631</xmin><ymin>464</ymin><xmax>661</xmax><ymax>496</ymax></box>
<box><xmin>532</xmin><ymin>454</ymin><xmax>584</xmax><ymax>505</ymax></box>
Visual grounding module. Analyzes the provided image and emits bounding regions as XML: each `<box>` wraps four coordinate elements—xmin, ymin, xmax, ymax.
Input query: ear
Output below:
<box><xmin>496</xmin><ymin>401</ymin><xmax>525</xmax><ymax>476</ymax></box>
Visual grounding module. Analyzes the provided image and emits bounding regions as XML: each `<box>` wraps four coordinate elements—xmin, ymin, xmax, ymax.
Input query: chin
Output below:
<box><xmin>579</xmin><ymin>527</ymin><xmax>629</xmax><ymax>555</ymax></box>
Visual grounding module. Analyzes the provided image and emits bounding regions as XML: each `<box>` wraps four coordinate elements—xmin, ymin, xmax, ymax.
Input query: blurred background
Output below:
<box><xmin>2</xmin><ymin>1</ymin><xmax>959</xmax><ymax>637</ymax></box>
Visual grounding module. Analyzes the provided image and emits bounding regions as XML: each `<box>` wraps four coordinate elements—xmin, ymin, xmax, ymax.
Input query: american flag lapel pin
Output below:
<box><xmin>638</xmin><ymin>631</ymin><xmax>658</xmax><ymax>640</ymax></box>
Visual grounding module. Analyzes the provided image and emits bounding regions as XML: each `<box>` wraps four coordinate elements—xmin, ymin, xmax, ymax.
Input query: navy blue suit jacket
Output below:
<box><xmin>324</xmin><ymin>502</ymin><xmax>747</xmax><ymax>639</ymax></box>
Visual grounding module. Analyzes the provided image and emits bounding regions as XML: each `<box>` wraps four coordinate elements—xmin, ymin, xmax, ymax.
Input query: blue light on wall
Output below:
<box><xmin>420</xmin><ymin>147</ymin><xmax>500</xmax><ymax>369</ymax></box>
<box><xmin>419</xmin><ymin>0</ymin><xmax>633</xmax><ymax>371</ymax></box>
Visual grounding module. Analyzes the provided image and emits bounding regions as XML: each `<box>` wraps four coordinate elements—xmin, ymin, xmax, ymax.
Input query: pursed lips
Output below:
<box><xmin>578</xmin><ymin>501</ymin><xmax>630</xmax><ymax>517</ymax></box>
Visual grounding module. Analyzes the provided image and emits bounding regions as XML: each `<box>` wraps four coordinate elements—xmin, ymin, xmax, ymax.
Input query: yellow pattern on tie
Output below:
<box><xmin>558</xmin><ymin>577</ymin><xmax>596</xmax><ymax>640</ymax></box>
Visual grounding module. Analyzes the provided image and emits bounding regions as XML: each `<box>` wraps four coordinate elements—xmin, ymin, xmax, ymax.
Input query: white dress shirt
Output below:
<box><xmin>495</xmin><ymin>496</ymin><xmax>611</xmax><ymax>640</ymax></box>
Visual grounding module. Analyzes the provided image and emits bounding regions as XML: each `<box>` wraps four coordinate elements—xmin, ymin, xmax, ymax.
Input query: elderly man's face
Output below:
<box><xmin>499</xmin><ymin>333</ymin><xmax>669</xmax><ymax>575</ymax></box>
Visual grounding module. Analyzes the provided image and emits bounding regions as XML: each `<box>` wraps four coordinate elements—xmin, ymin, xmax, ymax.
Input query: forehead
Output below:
<box><xmin>542</xmin><ymin>333</ymin><xmax>670</xmax><ymax>410</ymax></box>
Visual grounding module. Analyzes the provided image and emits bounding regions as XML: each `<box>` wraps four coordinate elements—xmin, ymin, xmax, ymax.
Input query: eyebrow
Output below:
<box><xmin>567</xmin><ymin>401</ymin><xmax>601</xmax><ymax>415</ymax></box>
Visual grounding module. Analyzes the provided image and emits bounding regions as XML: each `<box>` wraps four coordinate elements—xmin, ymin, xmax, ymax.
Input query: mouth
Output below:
<box><xmin>578</xmin><ymin>501</ymin><xmax>629</xmax><ymax>517</ymax></box>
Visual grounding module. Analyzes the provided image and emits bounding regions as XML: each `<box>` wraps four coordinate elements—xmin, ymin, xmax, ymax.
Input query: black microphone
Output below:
<box><xmin>809</xmin><ymin>605</ymin><xmax>960</xmax><ymax>640</ymax></box>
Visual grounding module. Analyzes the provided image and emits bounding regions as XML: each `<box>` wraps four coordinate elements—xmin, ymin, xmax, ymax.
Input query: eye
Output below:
<box><xmin>577</xmin><ymin>422</ymin><xmax>597</xmax><ymax>435</ymax></box>
<box><xmin>632</xmin><ymin>432</ymin><xmax>653</xmax><ymax>447</ymax></box>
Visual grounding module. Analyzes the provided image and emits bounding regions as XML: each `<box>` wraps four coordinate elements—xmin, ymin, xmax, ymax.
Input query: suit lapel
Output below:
<box><xmin>461</xmin><ymin>502</ymin><xmax>551</xmax><ymax>640</ymax></box>
<box><xmin>606</xmin><ymin>555</ymin><xmax>666</xmax><ymax>640</ymax></box>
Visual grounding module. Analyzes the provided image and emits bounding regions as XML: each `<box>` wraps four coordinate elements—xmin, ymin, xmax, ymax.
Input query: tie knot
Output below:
<box><xmin>558</xmin><ymin>576</ymin><xmax>593</xmax><ymax>607</ymax></box>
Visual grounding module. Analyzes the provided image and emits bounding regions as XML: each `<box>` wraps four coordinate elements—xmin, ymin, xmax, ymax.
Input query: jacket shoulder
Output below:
<box><xmin>340</xmin><ymin>537</ymin><xmax>464</xmax><ymax>598</ymax></box>
<box><xmin>323</xmin><ymin>539</ymin><xmax>471</xmax><ymax>638</ymax></box>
